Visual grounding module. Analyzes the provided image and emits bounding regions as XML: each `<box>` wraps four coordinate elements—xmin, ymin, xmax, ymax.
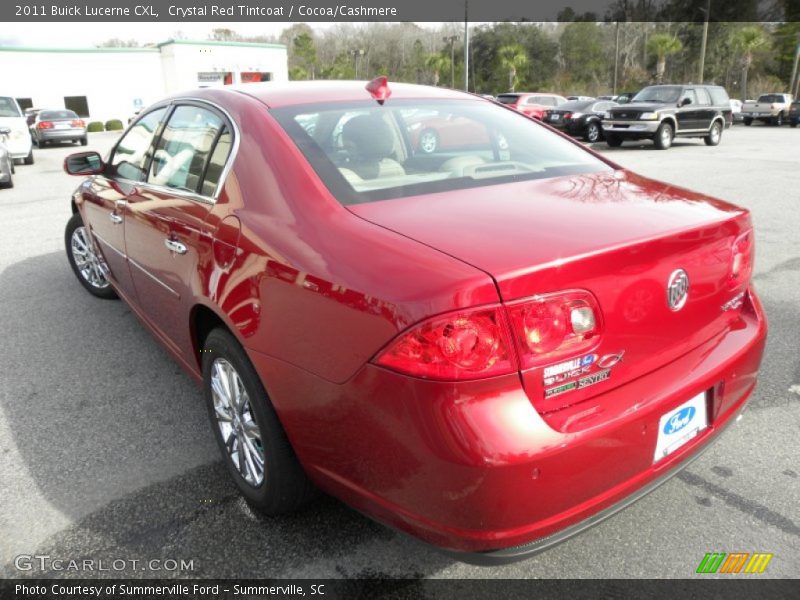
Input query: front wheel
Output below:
<box><xmin>653</xmin><ymin>122</ymin><xmax>674</xmax><ymax>150</ymax></box>
<box><xmin>23</xmin><ymin>150</ymin><xmax>34</xmax><ymax>165</ymax></box>
<box><xmin>743</xmin><ymin>117</ymin><xmax>752</xmax><ymax>126</ymax></box>
<box><xmin>418</xmin><ymin>128</ymin><xmax>439</xmax><ymax>154</ymax></box>
<box><xmin>584</xmin><ymin>121</ymin><xmax>601</xmax><ymax>143</ymax></box>
<box><xmin>202</xmin><ymin>328</ymin><xmax>316</xmax><ymax>514</ymax></box>
<box><xmin>773</xmin><ymin>113</ymin><xmax>784</xmax><ymax>126</ymax></box>
<box><xmin>704</xmin><ymin>121</ymin><xmax>722</xmax><ymax>146</ymax></box>
<box><xmin>791</xmin><ymin>121</ymin><xmax>798</xmax><ymax>128</ymax></box>
<box><xmin>65</xmin><ymin>212</ymin><xmax>117</xmax><ymax>299</ymax></box>
<box><xmin>605</xmin><ymin>133</ymin><xmax>623</xmax><ymax>147</ymax></box>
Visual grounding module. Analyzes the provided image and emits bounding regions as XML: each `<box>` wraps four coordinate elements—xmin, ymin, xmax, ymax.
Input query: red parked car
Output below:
<box><xmin>63</xmin><ymin>78</ymin><xmax>766</xmax><ymax>563</ymax></box>
<box><xmin>496</xmin><ymin>92</ymin><xmax>568</xmax><ymax>120</ymax></box>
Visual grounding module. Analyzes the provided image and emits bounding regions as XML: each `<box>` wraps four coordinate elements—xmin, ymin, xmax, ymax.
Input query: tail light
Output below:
<box><xmin>506</xmin><ymin>291</ymin><xmax>601</xmax><ymax>370</ymax></box>
<box><xmin>71</xmin><ymin>119</ymin><xmax>85</xmax><ymax>128</ymax></box>
<box><xmin>38</xmin><ymin>121</ymin><xmax>53</xmax><ymax>129</ymax></box>
<box><xmin>563</xmin><ymin>112</ymin><xmax>573</xmax><ymax>120</ymax></box>
<box><xmin>374</xmin><ymin>290</ymin><xmax>602</xmax><ymax>380</ymax></box>
<box><xmin>727</xmin><ymin>230</ymin><xmax>753</xmax><ymax>291</ymax></box>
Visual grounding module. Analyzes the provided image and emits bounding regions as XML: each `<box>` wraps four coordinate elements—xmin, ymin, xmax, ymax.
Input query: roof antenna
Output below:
<box><xmin>366</xmin><ymin>76</ymin><xmax>391</xmax><ymax>105</ymax></box>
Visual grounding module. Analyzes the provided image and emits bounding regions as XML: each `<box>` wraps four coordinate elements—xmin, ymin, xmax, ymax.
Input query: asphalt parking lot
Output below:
<box><xmin>0</xmin><ymin>126</ymin><xmax>798</xmax><ymax>580</ymax></box>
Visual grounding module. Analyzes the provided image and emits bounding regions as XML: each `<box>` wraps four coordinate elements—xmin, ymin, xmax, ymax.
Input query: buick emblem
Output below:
<box><xmin>666</xmin><ymin>269</ymin><xmax>689</xmax><ymax>311</ymax></box>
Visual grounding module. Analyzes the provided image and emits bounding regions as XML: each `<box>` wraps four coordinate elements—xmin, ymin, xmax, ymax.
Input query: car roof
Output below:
<box><xmin>188</xmin><ymin>80</ymin><xmax>479</xmax><ymax>109</ymax></box>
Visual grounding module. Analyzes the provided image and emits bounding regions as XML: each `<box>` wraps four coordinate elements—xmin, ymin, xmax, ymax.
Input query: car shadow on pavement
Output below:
<box><xmin>0</xmin><ymin>251</ymin><xmax>453</xmax><ymax>577</ymax></box>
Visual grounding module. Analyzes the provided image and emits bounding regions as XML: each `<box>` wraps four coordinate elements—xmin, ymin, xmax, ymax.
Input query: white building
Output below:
<box><xmin>0</xmin><ymin>39</ymin><xmax>288</xmax><ymax>123</ymax></box>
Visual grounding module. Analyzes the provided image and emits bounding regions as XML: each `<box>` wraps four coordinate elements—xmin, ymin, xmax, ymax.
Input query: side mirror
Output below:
<box><xmin>680</xmin><ymin>97</ymin><xmax>692</xmax><ymax>107</ymax></box>
<box><xmin>64</xmin><ymin>151</ymin><xmax>104</xmax><ymax>176</ymax></box>
<box><xmin>0</xmin><ymin>127</ymin><xmax>10</xmax><ymax>137</ymax></box>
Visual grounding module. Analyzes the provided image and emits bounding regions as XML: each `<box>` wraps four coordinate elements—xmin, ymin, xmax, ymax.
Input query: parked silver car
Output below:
<box><xmin>31</xmin><ymin>109</ymin><xmax>87</xmax><ymax>147</ymax></box>
<box><xmin>0</xmin><ymin>127</ymin><xmax>14</xmax><ymax>188</ymax></box>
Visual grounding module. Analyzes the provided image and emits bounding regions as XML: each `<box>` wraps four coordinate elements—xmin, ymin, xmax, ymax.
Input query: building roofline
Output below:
<box><xmin>0</xmin><ymin>39</ymin><xmax>287</xmax><ymax>54</ymax></box>
<box><xmin>157</xmin><ymin>39</ymin><xmax>286</xmax><ymax>50</ymax></box>
<box><xmin>0</xmin><ymin>46</ymin><xmax>159</xmax><ymax>53</ymax></box>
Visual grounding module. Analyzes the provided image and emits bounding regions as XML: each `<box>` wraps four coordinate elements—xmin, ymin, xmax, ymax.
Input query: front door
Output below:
<box><xmin>82</xmin><ymin>107</ymin><xmax>168</xmax><ymax>299</ymax></box>
<box><xmin>676</xmin><ymin>88</ymin><xmax>700</xmax><ymax>131</ymax></box>
<box><xmin>123</xmin><ymin>103</ymin><xmax>234</xmax><ymax>362</ymax></box>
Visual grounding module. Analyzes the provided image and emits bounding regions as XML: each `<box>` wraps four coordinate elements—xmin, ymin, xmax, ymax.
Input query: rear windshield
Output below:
<box><xmin>271</xmin><ymin>99</ymin><xmax>611</xmax><ymax>205</ymax></box>
<box><xmin>0</xmin><ymin>97</ymin><xmax>21</xmax><ymax>118</ymax></box>
<box><xmin>495</xmin><ymin>94</ymin><xmax>520</xmax><ymax>105</ymax></box>
<box><xmin>40</xmin><ymin>110</ymin><xmax>78</xmax><ymax>120</ymax></box>
<box><xmin>756</xmin><ymin>94</ymin><xmax>785</xmax><ymax>103</ymax></box>
<box><xmin>632</xmin><ymin>86</ymin><xmax>682</xmax><ymax>104</ymax></box>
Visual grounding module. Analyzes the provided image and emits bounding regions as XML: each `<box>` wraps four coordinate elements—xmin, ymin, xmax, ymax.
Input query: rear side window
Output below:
<box><xmin>0</xmin><ymin>97</ymin><xmax>21</xmax><ymax>118</ymax></box>
<box><xmin>495</xmin><ymin>95</ymin><xmax>520</xmax><ymax>105</ymax></box>
<box><xmin>708</xmin><ymin>87</ymin><xmax>730</xmax><ymax>105</ymax></box>
<box><xmin>110</xmin><ymin>107</ymin><xmax>167</xmax><ymax>182</ymax></box>
<box><xmin>695</xmin><ymin>88</ymin><xmax>711</xmax><ymax>106</ymax></box>
<box><xmin>199</xmin><ymin>127</ymin><xmax>233</xmax><ymax>197</ymax></box>
<box><xmin>148</xmin><ymin>105</ymin><xmax>225</xmax><ymax>194</ymax></box>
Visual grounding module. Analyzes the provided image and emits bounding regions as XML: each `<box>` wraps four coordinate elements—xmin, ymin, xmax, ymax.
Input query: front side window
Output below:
<box><xmin>271</xmin><ymin>99</ymin><xmax>611</xmax><ymax>205</ymax></box>
<box><xmin>680</xmin><ymin>89</ymin><xmax>698</xmax><ymax>106</ymax></box>
<box><xmin>0</xmin><ymin>97</ymin><xmax>21</xmax><ymax>118</ymax></box>
<box><xmin>110</xmin><ymin>108</ymin><xmax>167</xmax><ymax>182</ymax></box>
<box><xmin>148</xmin><ymin>105</ymin><xmax>225</xmax><ymax>193</ymax></box>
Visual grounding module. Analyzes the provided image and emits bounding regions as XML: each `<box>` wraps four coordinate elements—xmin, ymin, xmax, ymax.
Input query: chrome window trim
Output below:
<box><xmin>108</xmin><ymin>96</ymin><xmax>240</xmax><ymax>206</ymax></box>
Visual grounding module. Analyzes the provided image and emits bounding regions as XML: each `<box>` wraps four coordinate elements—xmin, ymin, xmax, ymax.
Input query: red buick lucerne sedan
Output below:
<box><xmin>63</xmin><ymin>78</ymin><xmax>766</xmax><ymax>563</ymax></box>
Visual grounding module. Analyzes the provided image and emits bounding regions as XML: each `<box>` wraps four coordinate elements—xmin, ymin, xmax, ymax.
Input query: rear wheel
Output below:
<box><xmin>202</xmin><ymin>328</ymin><xmax>316</xmax><ymax>514</ymax></box>
<box><xmin>64</xmin><ymin>212</ymin><xmax>117</xmax><ymax>299</ymax></box>
<box><xmin>704</xmin><ymin>121</ymin><xmax>722</xmax><ymax>146</ymax></box>
<box><xmin>605</xmin><ymin>133</ymin><xmax>623</xmax><ymax>147</ymax></box>
<box><xmin>23</xmin><ymin>150</ymin><xmax>34</xmax><ymax>164</ymax></box>
<box><xmin>80</xmin><ymin>136</ymin><xmax>88</xmax><ymax>146</ymax></box>
<box><xmin>584</xmin><ymin>121</ymin><xmax>601</xmax><ymax>143</ymax></box>
<box><xmin>0</xmin><ymin>162</ymin><xmax>12</xmax><ymax>189</ymax></box>
<box><xmin>791</xmin><ymin>121</ymin><xmax>798</xmax><ymax>128</ymax></box>
<box><xmin>653</xmin><ymin>122</ymin><xmax>674</xmax><ymax>150</ymax></box>
<box><xmin>773</xmin><ymin>112</ymin><xmax>784</xmax><ymax>126</ymax></box>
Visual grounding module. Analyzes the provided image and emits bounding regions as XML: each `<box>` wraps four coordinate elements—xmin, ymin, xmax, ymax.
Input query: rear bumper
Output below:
<box><xmin>250</xmin><ymin>288</ymin><xmax>767</xmax><ymax>555</ymax></box>
<box><xmin>38</xmin><ymin>128</ymin><xmax>86</xmax><ymax>141</ymax></box>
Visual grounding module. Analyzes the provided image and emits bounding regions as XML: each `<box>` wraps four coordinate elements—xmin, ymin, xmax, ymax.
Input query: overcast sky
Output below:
<box><xmin>0</xmin><ymin>21</ymin><xmax>434</xmax><ymax>47</ymax></box>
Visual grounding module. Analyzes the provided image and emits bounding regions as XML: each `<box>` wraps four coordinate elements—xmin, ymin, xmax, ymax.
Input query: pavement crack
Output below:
<box><xmin>677</xmin><ymin>470</ymin><xmax>800</xmax><ymax>537</ymax></box>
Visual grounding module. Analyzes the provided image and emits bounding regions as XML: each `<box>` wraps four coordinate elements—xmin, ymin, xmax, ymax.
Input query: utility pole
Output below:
<box><xmin>698</xmin><ymin>0</ymin><xmax>711</xmax><ymax>83</ymax></box>
<box><xmin>443</xmin><ymin>34</ymin><xmax>459</xmax><ymax>89</ymax></box>
<box><xmin>613</xmin><ymin>22</ymin><xmax>620</xmax><ymax>95</ymax></box>
<box><xmin>790</xmin><ymin>35</ymin><xmax>800</xmax><ymax>99</ymax></box>
<box><xmin>464</xmin><ymin>1</ymin><xmax>469</xmax><ymax>92</ymax></box>
<box><xmin>350</xmin><ymin>49</ymin><xmax>364</xmax><ymax>79</ymax></box>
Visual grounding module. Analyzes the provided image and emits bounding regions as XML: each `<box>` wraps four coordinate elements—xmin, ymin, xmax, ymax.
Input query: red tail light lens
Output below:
<box><xmin>71</xmin><ymin>119</ymin><xmax>85</xmax><ymax>128</ymax></box>
<box><xmin>38</xmin><ymin>121</ymin><xmax>53</xmax><ymax>129</ymax></box>
<box><xmin>727</xmin><ymin>230</ymin><xmax>753</xmax><ymax>291</ymax></box>
<box><xmin>506</xmin><ymin>291</ymin><xmax>602</xmax><ymax>370</ymax></box>
<box><xmin>564</xmin><ymin>112</ymin><xmax>573</xmax><ymax>119</ymax></box>
<box><xmin>375</xmin><ymin>306</ymin><xmax>514</xmax><ymax>380</ymax></box>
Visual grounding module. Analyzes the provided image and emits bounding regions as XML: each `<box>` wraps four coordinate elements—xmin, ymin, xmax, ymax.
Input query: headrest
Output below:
<box><xmin>341</xmin><ymin>114</ymin><xmax>395</xmax><ymax>160</ymax></box>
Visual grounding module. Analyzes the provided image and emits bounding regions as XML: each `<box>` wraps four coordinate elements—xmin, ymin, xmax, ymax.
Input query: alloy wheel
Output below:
<box><xmin>210</xmin><ymin>358</ymin><xmax>265</xmax><ymax>487</ymax></box>
<box><xmin>70</xmin><ymin>226</ymin><xmax>110</xmax><ymax>289</ymax></box>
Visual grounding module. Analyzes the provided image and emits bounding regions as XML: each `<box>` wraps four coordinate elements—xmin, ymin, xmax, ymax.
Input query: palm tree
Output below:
<box><xmin>646</xmin><ymin>34</ymin><xmax>683</xmax><ymax>83</ymax></box>
<box><xmin>497</xmin><ymin>44</ymin><xmax>529</xmax><ymax>92</ymax></box>
<box><xmin>730</xmin><ymin>26</ymin><xmax>769</xmax><ymax>100</ymax></box>
<box><xmin>425</xmin><ymin>53</ymin><xmax>450</xmax><ymax>87</ymax></box>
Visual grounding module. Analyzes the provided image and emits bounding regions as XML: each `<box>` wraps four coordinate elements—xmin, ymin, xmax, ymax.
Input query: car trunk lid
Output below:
<box><xmin>350</xmin><ymin>170</ymin><xmax>752</xmax><ymax>414</ymax></box>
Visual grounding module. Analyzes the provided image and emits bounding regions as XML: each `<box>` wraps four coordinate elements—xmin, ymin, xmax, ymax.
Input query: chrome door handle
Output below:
<box><xmin>109</xmin><ymin>212</ymin><xmax>123</xmax><ymax>224</ymax></box>
<box><xmin>164</xmin><ymin>238</ymin><xmax>187</xmax><ymax>255</ymax></box>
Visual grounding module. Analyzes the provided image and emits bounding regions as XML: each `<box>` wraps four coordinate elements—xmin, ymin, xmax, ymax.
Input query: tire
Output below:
<box><xmin>202</xmin><ymin>328</ymin><xmax>316</xmax><ymax>515</ymax></box>
<box><xmin>605</xmin><ymin>133</ymin><xmax>623</xmax><ymax>147</ymax></box>
<box><xmin>653</xmin><ymin>122</ymin><xmax>674</xmax><ymax>150</ymax></box>
<box><xmin>743</xmin><ymin>118</ymin><xmax>752</xmax><ymax>126</ymax></box>
<box><xmin>0</xmin><ymin>164</ymin><xmax>12</xmax><ymax>189</ymax></box>
<box><xmin>80</xmin><ymin>136</ymin><xmax>88</xmax><ymax>146</ymax></box>
<box><xmin>583</xmin><ymin>121</ymin><xmax>601</xmax><ymax>143</ymax></box>
<box><xmin>704</xmin><ymin>121</ymin><xmax>722</xmax><ymax>146</ymax></box>
<box><xmin>773</xmin><ymin>112</ymin><xmax>783</xmax><ymax>126</ymax></box>
<box><xmin>23</xmin><ymin>150</ymin><xmax>34</xmax><ymax>165</ymax></box>
<box><xmin>791</xmin><ymin>121</ymin><xmax>798</xmax><ymax>128</ymax></box>
<box><xmin>418</xmin><ymin>128</ymin><xmax>439</xmax><ymax>154</ymax></box>
<box><xmin>64</xmin><ymin>212</ymin><xmax>118</xmax><ymax>299</ymax></box>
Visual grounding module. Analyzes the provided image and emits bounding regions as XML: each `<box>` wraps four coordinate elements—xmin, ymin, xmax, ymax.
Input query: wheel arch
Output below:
<box><xmin>190</xmin><ymin>303</ymin><xmax>242</xmax><ymax>371</ymax></box>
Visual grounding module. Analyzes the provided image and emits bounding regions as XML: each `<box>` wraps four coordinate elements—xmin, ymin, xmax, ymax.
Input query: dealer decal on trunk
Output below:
<box><xmin>543</xmin><ymin>352</ymin><xmax>623</xmax><ymax>397</ymax></box>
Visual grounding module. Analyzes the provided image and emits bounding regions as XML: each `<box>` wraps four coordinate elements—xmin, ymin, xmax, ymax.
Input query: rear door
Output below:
<box><xmin>122</xmin><ymin>102</ymin><xmax>233</xmax><ymax>360</ymax></box>
<box><xmin>81</xmin><ymin>107</ymin><xmax>168</xmax><ymax>299</ymax></box>
<box><xmin>694</xmin><ymin>88</ymin><xmax>714</xmax><ymax>129</ymax></box>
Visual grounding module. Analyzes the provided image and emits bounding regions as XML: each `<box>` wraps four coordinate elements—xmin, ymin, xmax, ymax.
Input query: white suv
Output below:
<box><xmin>0</xmin><ymin>96</ymin><xmax>33</xmax><ymax>165</ymax></box>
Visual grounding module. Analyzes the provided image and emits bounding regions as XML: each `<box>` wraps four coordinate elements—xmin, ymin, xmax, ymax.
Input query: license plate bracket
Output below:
<box><xmin>653</xmin><ymin>391</ymin><xmax>708</xmax><ymax>462</ymax></box>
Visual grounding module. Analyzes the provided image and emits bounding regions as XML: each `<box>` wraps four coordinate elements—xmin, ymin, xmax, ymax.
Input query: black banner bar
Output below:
<box><xmin>0</xmin><ymin>0</ymin><xmax>793</xmax><ymax>23</ymax></box>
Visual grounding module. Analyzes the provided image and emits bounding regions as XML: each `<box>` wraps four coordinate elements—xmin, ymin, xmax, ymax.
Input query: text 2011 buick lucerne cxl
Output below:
<box><xmin>62</xmin><ymin>79</ymin><xmax>766</xmax><ymax>563</ymax></box>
